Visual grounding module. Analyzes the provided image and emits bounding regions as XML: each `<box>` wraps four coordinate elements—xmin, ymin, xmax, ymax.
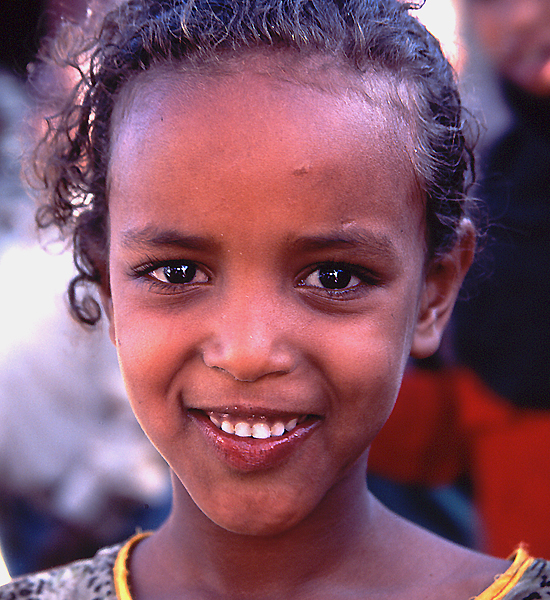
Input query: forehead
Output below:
<box><xmin>108</xmin><ymin>57</ymin><xmax>423</xmax><ymax>241</ymax></box>
<box><xmin>112</xmin><ymin>54</ymin><xmax>417</xmax><ymax>142</ymax></box>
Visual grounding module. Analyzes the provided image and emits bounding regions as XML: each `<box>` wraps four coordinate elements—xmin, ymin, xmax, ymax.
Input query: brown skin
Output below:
<box><xmin>102</xmin><ymin>60</ymin><xmax>507</xmax><ymax>599</ymax></box>
<box><xmin>467</xmin><ymin>0</ymin><xmax>550</xmax><ymax>96</ymax></box>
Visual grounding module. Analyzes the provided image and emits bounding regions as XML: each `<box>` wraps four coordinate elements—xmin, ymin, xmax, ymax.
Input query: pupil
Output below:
<box><xmin>319</xmin><ymin>268</ymin><xmax>352</xmax><ymax>290</ymax></box>
<box><xmin>164</xmin><ymin>263</ymin><xmax>196</xmax><ymax>283</ymax></box>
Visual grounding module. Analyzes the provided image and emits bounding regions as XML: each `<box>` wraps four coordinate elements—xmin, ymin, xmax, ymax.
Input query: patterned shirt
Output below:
<box><xmin>1</xmin><ymin>536</ymin><xmax>549</xmax><ymax>600</ymax></box>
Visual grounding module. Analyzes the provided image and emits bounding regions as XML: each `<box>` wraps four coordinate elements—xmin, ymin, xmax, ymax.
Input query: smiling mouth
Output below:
<box><xmin>206</xmin><ymin>412</ymin><xmax>308</xmax><ymax>439</ymax></box>
<box><xmin>190</xmin><ymin>409</ymin><xmax>321</xmax><ymax>471</ymax></box>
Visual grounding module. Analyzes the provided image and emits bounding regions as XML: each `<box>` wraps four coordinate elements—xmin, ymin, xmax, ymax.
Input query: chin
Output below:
<box><xmin>201</xmin><ymin>496</ymin><xmax>308</xmax><ymax>537</ymax></box>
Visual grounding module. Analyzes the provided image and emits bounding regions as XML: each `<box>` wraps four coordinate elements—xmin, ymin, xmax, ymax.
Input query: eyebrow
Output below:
<box><xmin>292</xmin><ymin>230</ymin><xmax>398</xmax><ymax>260</ymax></box>
<box><xmin>120</xmin><ymin>225</ymin><xmax>399</xmax><ymax>261</ymax></box>
<box><xmin>120</xmin><ymin>226</ymin><xmax>218</xmax><ymax>251</ymax></box>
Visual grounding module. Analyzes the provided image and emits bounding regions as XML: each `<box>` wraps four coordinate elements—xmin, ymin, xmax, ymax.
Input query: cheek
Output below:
<box><xmin>114</xmin><ymin>333</ymin><xmax>193</xmax><ymax>467</ymax></box>
<box><xmin>109</xmin><ymin>297</ymin><xmax>193</xmax><ymax>430</ymax></box>
<box><xmin>110</xmin><ymin>277</ymin><xmax>190</xmax><ymax>375</ymax></box>
<box><xmin>315</xmin><ymin>314</ymin><xmax>411</xmax><ymax>416</ymax></box>
<box><xmin>113</xmin><ymin>315</ymin><xmax>168</xmax><ymax>394</ymax></box>
<box><xmin>315</xmin><ymin>283</ymin><xmax>421</xmax><ymax>425</ymax></box>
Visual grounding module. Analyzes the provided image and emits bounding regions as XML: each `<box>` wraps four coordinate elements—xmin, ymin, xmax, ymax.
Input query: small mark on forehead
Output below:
<box><xmin>293</xmin><ymin>166</ymin><xmax>310</xmax><ymax>176</ymax></box>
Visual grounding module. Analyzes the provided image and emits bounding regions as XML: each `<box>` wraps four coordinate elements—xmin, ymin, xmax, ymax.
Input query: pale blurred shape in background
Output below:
<box><xmin>0</xmin><ymin>550</ymin><xmax>9</xmax><ymax>585</ymax></box>
<box><xmin>416</xmin><ymin>0</ymin><xmax>463</xmax><ymax>69</ymax></box>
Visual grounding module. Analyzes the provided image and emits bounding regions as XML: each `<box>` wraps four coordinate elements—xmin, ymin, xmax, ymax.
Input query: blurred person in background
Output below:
<box><xmin>369</xmin><ymin>0</ymin><xmax>550</xmax><ymax>559</ymax></box>
<box><xmin>366</xmin><ymin>0</ymin><xmax>481</xmax><ymax>551</ymax></box>
<box><xmin>452</xmin><ymin>0</ymin><xmax>550</xmax><ymax>558</ymax></box>
<box><xmin>0</xmin><ymin>1</ymin><xmax>170</xmax><ymax>577</ymax></box>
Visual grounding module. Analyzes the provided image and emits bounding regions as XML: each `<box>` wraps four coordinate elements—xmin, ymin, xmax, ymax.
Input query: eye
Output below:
<box><xmin>143</xmin><ymin>261</ymin><xmax>209</xmax><ymax>285</ymax></box>
<box><xmin>301</xmin><ymin>264</ymin><xmax>363</xmax><ymax>291</ymax></box>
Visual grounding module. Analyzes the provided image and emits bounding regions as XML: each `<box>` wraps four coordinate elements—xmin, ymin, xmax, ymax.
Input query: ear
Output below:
<box><xmin>99</xmin><ymin>285</ymin><xmax>117</xmax><ymax>346</ymax></box>
<box><xmin>411</xmin><ymin>219</ymin><xmax>476</xmax><ymax>359</ymax></box>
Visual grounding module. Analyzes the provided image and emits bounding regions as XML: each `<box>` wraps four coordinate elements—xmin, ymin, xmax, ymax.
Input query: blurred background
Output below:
<box><xmin>0</xmin><ymin>0</ymin><xmax>172</xmax><ymax>582</ymax></box>
<box><xmin>371</xmin><ymin>0</ymin><xmax>550</xmax><ymax>563</ymax></box>
<box><xmin>0</xmin><ymin>0</ymin><xmax>548</xmax><ymax>582</ymax></box>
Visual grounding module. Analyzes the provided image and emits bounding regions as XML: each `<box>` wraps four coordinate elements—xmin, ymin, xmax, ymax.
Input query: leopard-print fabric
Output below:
<box><xmin>501</xmin><ymin>558</ymin><xmax>550</xmax><ymax>600</ymax></box>
<box><xmin>0</xmin><ymin>543</ymin><xmax>121</xmax><ymax>600</ymax></box>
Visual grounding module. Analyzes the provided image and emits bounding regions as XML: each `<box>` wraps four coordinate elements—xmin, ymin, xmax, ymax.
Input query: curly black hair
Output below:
<box><xmin>32</xmin><ymin>0</ymin><xmax>476</xmax><ymax>325</ymax></box>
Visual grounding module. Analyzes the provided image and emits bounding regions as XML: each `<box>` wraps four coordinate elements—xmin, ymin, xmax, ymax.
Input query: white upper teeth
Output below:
<box><xmin>234</xmin><ymin>422</ymin><xmax>251</xmax><ymax>437</ymax></box>
<box><xmin>208</xmin><ymin>413</ymin><xmax>304</xmax><ymax>438</ymax></box>
<box><xmin>251</xmin><ymin>423</ymin><xmax>271</xmax><ymax>439</ymax></box>
<box><xmin>270</xmin><ymin>421</ymin><xmax>285</xmax><ymax>436</ymax></box>
<box><xmin>221</xmin><ymin>421</ymin><xmax>235</xmax><ymax>434</ymax></box>
<box><xmin>285</xmin><ymin>418</ymin><xmax>298</xmax><ymax>431</ymax></box>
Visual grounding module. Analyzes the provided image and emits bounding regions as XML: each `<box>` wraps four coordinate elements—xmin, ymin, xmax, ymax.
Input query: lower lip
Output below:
<box><xmin>189</xmin><ymin>411</ymin><xmax>321</xmax><ymax>473</ymax></box>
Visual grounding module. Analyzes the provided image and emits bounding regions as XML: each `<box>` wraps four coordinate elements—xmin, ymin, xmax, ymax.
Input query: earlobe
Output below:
<box><xmin>99</xmin><ymin>287</ymin><xmax>117</xmax><ymax>346</ymax></box>
<box><xmin>107</xmin><ymin>306</ymin><xmax>117</xmax><ymax>347</ymax></box>
<box><xmin>410</xmin><ymin>219</ymin><xmax>476</xmax><ymax>359</ymax></box>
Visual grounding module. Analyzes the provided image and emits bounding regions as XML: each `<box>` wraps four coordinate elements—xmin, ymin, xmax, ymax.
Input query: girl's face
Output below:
<box><xmin>105</xmin><ymin>63</ymin><xmax>459</xmax><ymax>536</ymax></box>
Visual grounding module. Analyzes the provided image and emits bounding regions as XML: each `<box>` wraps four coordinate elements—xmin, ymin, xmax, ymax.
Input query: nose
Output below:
<box><xmin>201</xmin><ymin>292</ymin><xmax>298</xmax><ymax>382</ymax></box>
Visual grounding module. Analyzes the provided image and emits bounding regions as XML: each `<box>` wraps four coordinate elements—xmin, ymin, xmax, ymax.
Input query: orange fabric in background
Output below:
<box><xmin>369</xmin><ymin>366</ymin><xmax>550</xmax><ymax>559</ymax></box>
<box><xmin>369</xmin><ymin>367</ymin><xmax>466</xmax><ymax>486</ymax></box>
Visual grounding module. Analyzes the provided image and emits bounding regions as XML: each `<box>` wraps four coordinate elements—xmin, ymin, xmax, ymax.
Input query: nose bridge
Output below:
<box><xmin>201</xmin><ymin>276</ymin><xmax>296</xmax><ymax>382</ymax></box>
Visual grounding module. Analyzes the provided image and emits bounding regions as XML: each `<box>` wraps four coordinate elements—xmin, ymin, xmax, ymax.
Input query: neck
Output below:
<box><xmin>132</xmin><ymin>465</ymin><xmax>387</xmax><ymax>600</ymax></box>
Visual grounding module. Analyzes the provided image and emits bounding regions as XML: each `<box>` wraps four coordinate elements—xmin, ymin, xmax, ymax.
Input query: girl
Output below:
<box><xmin>2</xmin><ymin>1</ymin><xmax>549</xmax><ymax>598</ymax></box>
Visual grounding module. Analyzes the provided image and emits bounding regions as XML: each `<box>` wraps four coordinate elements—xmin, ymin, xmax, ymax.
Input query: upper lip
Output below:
<box><xmin>189</xmin><ymin>406</ymin><xmax>320</xmax><ymax>419</ymax></box>
<box><xmin>181</xmin><ymin>386</ymin><xmax>325</xmax><ymax>419</ymax></box>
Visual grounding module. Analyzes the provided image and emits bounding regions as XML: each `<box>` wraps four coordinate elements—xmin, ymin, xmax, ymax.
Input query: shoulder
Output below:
<box><xmin>0</xmin><ymin>543</ymin><xmax>122</xmax><ymax>600</ymax></box>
